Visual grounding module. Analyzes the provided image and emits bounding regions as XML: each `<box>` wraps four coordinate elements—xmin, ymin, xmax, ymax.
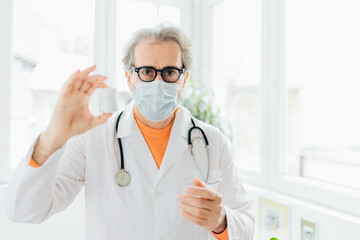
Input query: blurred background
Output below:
<box><xmin>1</xmin><ymin>0</ymin><xmax>360</xmax><ymax>239</ymax></box>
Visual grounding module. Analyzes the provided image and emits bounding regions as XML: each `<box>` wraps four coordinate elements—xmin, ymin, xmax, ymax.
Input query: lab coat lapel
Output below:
<box><xmin>128</xmin><ymin>123</ymin><xmax>159</xmax><ymax>177</ymax></box>
<box><xmin>116</xmin><ymin>101</ymin><xmax>159</xmax><ymax>177</ymax></box>
<box><xmin>155</xmin><ymin>105</ymin><xmax>191</xmax><ymax>185</ymax></box>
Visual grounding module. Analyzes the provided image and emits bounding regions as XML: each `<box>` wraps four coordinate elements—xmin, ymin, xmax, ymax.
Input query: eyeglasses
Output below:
<box><xmin>131</xmin><ymin>65</ymin><xmax>184</xmax><ymax>83</ymax></box>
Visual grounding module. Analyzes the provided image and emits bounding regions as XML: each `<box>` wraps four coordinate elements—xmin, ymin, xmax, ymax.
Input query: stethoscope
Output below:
<box><xmin>114</xmin><ymin>110</ymin><xmax>223</xmax><ymax>187</ymax></box>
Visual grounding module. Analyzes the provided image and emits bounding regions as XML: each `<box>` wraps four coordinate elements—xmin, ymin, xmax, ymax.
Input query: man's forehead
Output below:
<box><xmin>133</xmin><ymin>38</ymin><xmax>182</xmax><ymax>68</ymax></box>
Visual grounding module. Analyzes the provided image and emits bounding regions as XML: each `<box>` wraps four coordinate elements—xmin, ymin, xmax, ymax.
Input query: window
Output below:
<box><xmin>159</xmin><ymin>5</ymin><xmax>181</xmax><ymax>25</ymax></box>
<box><xmin>211</xmin><ymin>0</ymin><xmax>262</xmax><ymax>170</ymax></box>
<box><xmin>285</xmin><ymin>0</ymin><xmax>360</xmax><ymax>190</ymax></box>
<box><xmin>10</xmin><ymin>0</ymin><xmax>95</xmax><ymax>169</ymax></box>
<box><xmin>116</xmin><ymin>0</ymin><xmax>181</xmax><ymax>92</ymax></box>
<box><xmin>209</xmin><ymin>0</ymin><xmax>360</xmax><ymax>216</ymax></box>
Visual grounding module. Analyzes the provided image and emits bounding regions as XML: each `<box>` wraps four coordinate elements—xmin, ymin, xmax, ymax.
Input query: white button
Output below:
<box><xmin>156</xmin><ymin>189</ymin><xmax>162</xmax><ymax>197</ymax></box>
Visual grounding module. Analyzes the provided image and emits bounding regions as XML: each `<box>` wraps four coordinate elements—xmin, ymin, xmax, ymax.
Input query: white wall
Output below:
<box><xmin>0</xmin><ymin>186</ymin><xmax>84</xmax><ymax>240</ymax></box>
<box><xmin>246</xmin><ymin>183</ymin><xmax>360</xmax><ymax>240</ymax></box>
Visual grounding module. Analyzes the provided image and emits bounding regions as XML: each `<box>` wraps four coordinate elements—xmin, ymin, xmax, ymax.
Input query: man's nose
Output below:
<box><xmin>155</xmin><ymin>71</ymin><xmax>164</xmax><ymax>81</ymax></box>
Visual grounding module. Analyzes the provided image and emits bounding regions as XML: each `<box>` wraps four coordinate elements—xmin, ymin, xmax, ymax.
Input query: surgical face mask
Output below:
<box><xmin>131</xmin><ymin>80</ymin><xmax>180</xmax><ymax>122</ymax></box>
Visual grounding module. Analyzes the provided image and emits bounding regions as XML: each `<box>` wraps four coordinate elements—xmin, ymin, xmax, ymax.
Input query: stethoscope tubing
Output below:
<box><xmin>116</xmin><ymin>111</ymin><xmax>125</xmax><ymax>171</ymax></box>
<box><xmin>115</xmin><ymin>110</ymin><xmax>223</xmax><ymax>186</ymax></box>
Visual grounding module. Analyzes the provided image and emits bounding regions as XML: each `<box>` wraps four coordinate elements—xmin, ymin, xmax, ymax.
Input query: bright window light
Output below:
<box><xmin>286</xmin><ymin>0</ymin><xmax>360</xmax><ymax>189</ymax></box>
<box><xmin>212</xmin><ymin>0</ymin><xmax>262</xmax><ymax>170</ymax></box>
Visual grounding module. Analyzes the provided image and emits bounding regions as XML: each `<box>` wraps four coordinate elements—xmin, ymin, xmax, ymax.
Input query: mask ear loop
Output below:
<box><xmin>128</xmin><ymin>67</ymin><xmax>137</xmax><ymax>98</ymax></box>
<box><xmin>129</xmin><ymin>77</ymin><xmax>136</xmax><ymax>99</ymax></box>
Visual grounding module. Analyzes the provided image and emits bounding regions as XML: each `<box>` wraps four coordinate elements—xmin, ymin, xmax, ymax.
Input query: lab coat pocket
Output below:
<box><xmin>191</xmin><ymin>169</ymin><xmax>222</xmax><ymax>191</ymax></box>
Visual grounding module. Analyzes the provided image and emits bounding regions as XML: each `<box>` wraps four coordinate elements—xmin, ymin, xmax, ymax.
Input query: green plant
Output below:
<box><xmin>181</xmin><ymin>75</ymin><xmax>233</xmax><ymax>142</ymax></box>
<box><xmin>270</xmin><ymin>238</ymin><xmax>279</xmax><ymax>240</ymax></box>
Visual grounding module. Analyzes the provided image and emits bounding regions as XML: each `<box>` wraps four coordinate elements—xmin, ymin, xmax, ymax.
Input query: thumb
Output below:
<box><xmin>91</xmin><ymin>113</ymin><xmax>113</xmax><ymax>128</ymax></box>
<box><xmin>193</xmin><ymin>178</ymin><xmax>206</xmax><ymax>187</ymax></box>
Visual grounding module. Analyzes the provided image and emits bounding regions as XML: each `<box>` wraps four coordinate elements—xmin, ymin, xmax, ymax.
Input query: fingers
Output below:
<box><xmin>178</xmin><ymin>191</ymin><xmax>225</xmax><ymax>231</ymax></box>
<box><xmin>62</xmin><ymin>69</ymin><xmax>81</xmax><ymax>94</ymax></box>
<box><xmin>62</xmin><ymin>65</ymin><xmax>97</xmax><ymax>95</ymax></box>
<box><xmin>193</xmin><ymin>178</ymin><xmax>207</xmax><ymax>187</ymax></box>
<box><xmin>90</xmin><ymin>112</ymin><xmax>113</xmax><ymax>128</ymax></box>
<box><xmin>180</xmin><ymin>209</ymin><xmax>207</xmax><ymax>226</ymax></box>
<box><xmin>179</xmin><ymin>201</ymin><xmax>210</xmax><ymax>219</ymax></box>
<box><xmin>185</xmin><ymin>186</ymin><xmax>220</xmax><ymax>202</ymax></box>
<box><xmin>178</xmin><ymin>194</ymin><xmax>211</xmax><ymax>210</ymax></box>
<box><xmin>84</xmin><ymin>81</ymin><xmax>109</xmax><ymax>96</ymax></box>
<box><xmin>73</xmin><ymin>65</ymin><xmax>97</xmax><ymax>91</ymax></box>
<box><xmin>178</xmin><ymin>178</ymin><xmax>225</xmax><ymax>233</ymax></box>
<box><xmin>79</xmin><ymin>74</ymin><xmax>108</xmax><ymax>92</ymax></box>
<box><xmin>80</xmin><ymin>65</ymin><xmax>97</xmax><ymax>78</ymax></box>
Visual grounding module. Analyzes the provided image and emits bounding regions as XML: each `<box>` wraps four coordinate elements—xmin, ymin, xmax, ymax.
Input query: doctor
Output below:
<box><xmin>5</xmin><ymin>24</ymin><xmax>254</xmax><ymax>240</ymax></box>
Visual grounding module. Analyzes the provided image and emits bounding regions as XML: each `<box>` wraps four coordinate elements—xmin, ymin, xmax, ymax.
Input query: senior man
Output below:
<box><xmin>6</xmin><ymin>24</ymin><xmax>254</xmax><ymax>240</ymax></box>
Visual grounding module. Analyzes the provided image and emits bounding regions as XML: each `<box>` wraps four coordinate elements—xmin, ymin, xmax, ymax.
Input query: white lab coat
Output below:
<box><xmin>5</xmin><ymin>101</ymin><xmax>254</xmax><ymax>240</ymax></box>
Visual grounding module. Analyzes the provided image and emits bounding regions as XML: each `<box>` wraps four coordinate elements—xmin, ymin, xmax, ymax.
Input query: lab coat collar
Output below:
<box><xmin>116</xmin><ymin>100</ymin><xmax>136</xmax><ymax>138</ymax></box>
<box><xmin>116</xmin><ymin>100</ymin><xmax>192</xmax><ymax>140</ymax></box>
<box><xmin>157</xmin><ymin>104</ymin><xmax>192</xmax><ymax>182</ymax></box>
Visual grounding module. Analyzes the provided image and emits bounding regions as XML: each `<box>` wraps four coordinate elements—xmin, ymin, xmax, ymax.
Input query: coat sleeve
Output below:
<box><xmin>209</xmin><ymin>130</ymin><xmax>255</xmax><ymax>240</ymax></box>
<box><xmin>5</xmin><ymin>132</ymin><xmax>87</xmax><ymax>223</ymax></box>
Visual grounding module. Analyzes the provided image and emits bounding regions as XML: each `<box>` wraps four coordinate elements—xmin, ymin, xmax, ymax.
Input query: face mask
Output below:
<box><xmin>131</xmin><ymin>80</ymin><xmax>180</xmax><ymax>122</ymax></box>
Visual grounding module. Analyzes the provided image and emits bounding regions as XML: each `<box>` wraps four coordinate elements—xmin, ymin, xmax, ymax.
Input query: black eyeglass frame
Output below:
<box><xmin>131</xmin><ymin>65</ymin><xmax>185</xmax><ymax>83</ymax></box>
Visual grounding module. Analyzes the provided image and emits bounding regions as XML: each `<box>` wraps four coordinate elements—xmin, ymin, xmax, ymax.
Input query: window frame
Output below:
<box><xmin>0</xmin><ymin>0</ymin><xmax>13</xmax><ymax>184</ymax></box>
<box><xmin>207</xmin><ymin>0</ymin><xmax>360</xmax><ymax>217</ymax></box>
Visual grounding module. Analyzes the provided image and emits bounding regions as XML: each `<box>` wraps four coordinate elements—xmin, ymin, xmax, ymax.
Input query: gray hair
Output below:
<box><xmin>121</xmin><ymin>23</ymin><xmax>194</xmax><ymax>73</ymax></box>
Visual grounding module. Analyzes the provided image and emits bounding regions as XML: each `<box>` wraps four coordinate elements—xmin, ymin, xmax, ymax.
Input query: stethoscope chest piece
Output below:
<box><xmin>115</xmin><ymin>170</ymin><xmax>131</xmax><ymax>187</ymax></box>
